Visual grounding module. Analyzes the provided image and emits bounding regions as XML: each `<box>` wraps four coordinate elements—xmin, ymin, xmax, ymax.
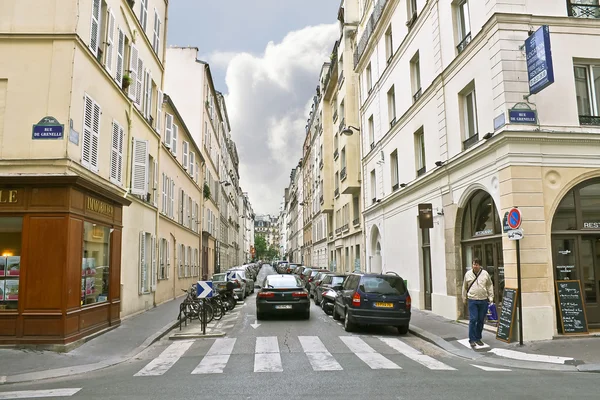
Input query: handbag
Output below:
<box><xmin>486</xmin><ymin>303</ymin><xmax>498</xmax><ymax>322</ymax></box>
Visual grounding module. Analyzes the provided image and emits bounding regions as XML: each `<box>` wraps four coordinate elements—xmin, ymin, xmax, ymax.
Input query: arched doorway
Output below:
<box><xmin>461</xmin><ymin>190</ymin><xmax>505</xmax><ymax>308</ymax></box>
<box><xmin>552</xmin><ymin>179</ymin><xmax>600</xmax><ymax>329</ymax></box>
<box><xmin>370</xmin><ymin>225</ymin><xmax>382</xmax><ymax>274</ymax></box>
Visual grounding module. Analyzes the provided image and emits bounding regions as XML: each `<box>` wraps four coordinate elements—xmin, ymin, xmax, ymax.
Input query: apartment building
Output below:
<box><xmin>285</xmin><ymin>165</ymin><xmax>304</xmax><ymax>264</ymax></box>
<box><xmin>240</xmin><ymin>193</ymin><xmax>255</xmax><ymax>263</ymax></box>
<box><xmin>302</xmin><ymin>113</ymin><xmax>315</xmax><ymax>265</ymax></box>
<box><xmin>0</xmin><ymin>0</ymin><xmax>169</xmax><ymax>344</ymax></box>
<box><xmin>326</xmin><ymin>0</ymin><xmax>364</xmax><ymax>274</ymax></box>
<box><xmin>354</xmin><ymin>0</ymin><xmax>600</xmax><ymax>341</ymax></box>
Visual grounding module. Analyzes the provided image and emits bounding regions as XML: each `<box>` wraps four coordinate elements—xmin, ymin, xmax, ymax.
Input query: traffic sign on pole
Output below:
<box><xmin>196</xmin><ymin>281</ymin><xmax>213</xmax><ymax>298</ymax></box>
<box><xmin>507</xmin><ymin>208</ymin><xmax>522</xmax><ymax>230</ymax></box>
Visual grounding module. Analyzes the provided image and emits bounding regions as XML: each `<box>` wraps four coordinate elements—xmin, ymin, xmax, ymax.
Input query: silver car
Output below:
<box><xmin>229</xmin><ymin>268</ymin><xmax>254</xmax><ymax>296</ymax></box>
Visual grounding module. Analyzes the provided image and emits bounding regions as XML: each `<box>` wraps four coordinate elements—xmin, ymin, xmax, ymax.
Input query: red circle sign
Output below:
<box><xmin>508</xmin><ymin>208</ymin><xmax>522</xmax><ymax>229</ymax></box>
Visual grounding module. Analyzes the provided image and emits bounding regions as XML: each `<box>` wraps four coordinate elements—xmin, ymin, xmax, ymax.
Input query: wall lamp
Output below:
<box><xmin>341</xmin><ymin>126</ymin><xmax>360</xmax><ymax>136</ymax></box>
<box><xmin>483</xmin><ymin>132</ymin><xmax>494</xmax><ymax>140</ymax></box>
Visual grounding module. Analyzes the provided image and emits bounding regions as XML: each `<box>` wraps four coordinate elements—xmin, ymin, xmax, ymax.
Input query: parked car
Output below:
<box><xmin>307</xmin><ymin>269</ymin><xmax>329</xmax><ymax>293</ymax></box>
<box><xmin>226</xmin><ymin>270</ymin><xmax>248</xmax><ymax>300</ymax></box>
<box><xmin>256</xmin><ymin>274</ymin><xmax>310</xmax><ymax>320</ymax></box>
<box><xmin>315</xmin><ymin>273</ymin><xmax>347</xmax><ymax>305</ymax></box>
<box><xmin>332</xmin><ymin>272</ymin><xmax>411</xmax><ymax>334</ymax></box>
<box><xmin>229</xmin><ymin>268</ymin><xmax>254</xmax><ymax>296</ymax></box>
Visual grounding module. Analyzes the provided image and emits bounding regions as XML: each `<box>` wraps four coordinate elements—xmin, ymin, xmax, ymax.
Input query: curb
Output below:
<box><xmin>1</xmin><ymin>319</ymin><xmax>179</xmax><ymax>385</ymax></box>
<box><xmin>169</xmin><ymin>332</ymin><xmax>226</xmax><ymax>340</ymax></box>
<box><xmin>409</xmin><ymin>324</ymin><xmax>579</xmax><ymax>373</ymax></box>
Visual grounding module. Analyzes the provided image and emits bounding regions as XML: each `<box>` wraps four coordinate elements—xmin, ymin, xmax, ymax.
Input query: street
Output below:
<box><xmin>0</xmin><ymin>266</ymin><xmax>598</xmax><ymax>400</ymax></box>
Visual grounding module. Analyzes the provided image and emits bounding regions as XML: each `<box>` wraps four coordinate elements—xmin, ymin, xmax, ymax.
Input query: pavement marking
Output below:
<box><xmin>192</xmin><ymin>338</ymin><xmax>237</xmax><ymax>374</ymax></box>
<box><xmin>254</xmin><ymin>336</ymin><xmax>283</xmax><ymax>372</ymax></box>
<box><xmin>0</xmin><ymin>376</ymin><xmax>5</xmax><ymax>384</ymax></box>
<box><xmin>457</xmin><ymin>338</ymin><xmax>490</xmax><ymax>350</ymax></box>
<box><xmin>488</xmin><ymin>348</ymin><xmax>574</xmax><ymax>364</ymax></box>
<box><xmin>0</xmin><ymin>389</ymin><xmax>82</xmax><ymax>399</ymax></box>
<box><xmin>379</xmin><ymin>337</ymin><xmax>456</xmax><ymax>371</ymax></box>
<box><xmin>471</xmin><ymin>364</ymin><xmax>512</xmax><ymax>372</ymax></box>
<box><xmin>340</xmin><ymin>336</ymin><xmax>401</xmax><ymax>370</ymax></box>
<box><xmin>298</xmin><ymin>336</ymin><xmax>343</xmax><ymax>371</ymax></box>
<box><xmin>134</xmin><ymin>340</ymin><xmax>195</xmax><ymax>377</ymax></box>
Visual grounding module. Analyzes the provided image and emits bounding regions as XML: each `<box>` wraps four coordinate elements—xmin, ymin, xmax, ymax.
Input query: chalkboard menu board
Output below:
<box><xmin>496</xmin><ymin>288</ymin><xmax>518</xmax><ymax>343</ymax></box>
<box><xmin>556</xmin><ymin>280</ymin><xmax>588</xmax><ymax>335</ymax></box>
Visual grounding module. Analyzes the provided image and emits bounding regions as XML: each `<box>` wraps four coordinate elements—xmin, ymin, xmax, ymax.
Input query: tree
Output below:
<box><xmin>254</xmin><ymin>234</ymin><xmax>268</xmax><ymax>260</ymax></box>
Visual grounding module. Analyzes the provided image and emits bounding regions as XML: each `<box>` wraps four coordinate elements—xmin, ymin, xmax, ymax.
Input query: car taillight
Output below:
<box><xmin>406</xmin><ymin>294</ymin><xmax>412</xmax><ymax>310</ymax></box>
<box><xmin>292</xmin><ymin>292</ymin><xmax>308</xmax><ymax>298</ymax></box>
<box><xmin>258</xmin><ymin>292</ymin><xmax>275</xmax><ymax>298</ymax></box>
<box><xmin>352</xmin><ymin>292</ymin><xmax>361</xmax><ymax>306</ymax></box>
<box><xmin>308</xmin><ymin>278</ymin><xmax>313</xmax><ymax>282</ymax></box>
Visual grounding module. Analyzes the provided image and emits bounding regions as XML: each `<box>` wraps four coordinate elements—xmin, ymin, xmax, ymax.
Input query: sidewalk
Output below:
<box><xmin>0</xmin><ymin>297</ymin><xmax>182</xmax><ymax>385</ymax></box>
<box><xmin>409</xmin><ymin>308</ymin><xmax>600</xmax><ymax>372</ymax></box>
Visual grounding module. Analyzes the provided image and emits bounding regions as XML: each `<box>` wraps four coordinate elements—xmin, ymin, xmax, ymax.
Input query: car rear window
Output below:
<box><xmin>360</xmin><ymin>276</ymin><xmax>407</xmax><ymax>295</ymax></box>
<box><xmin>310</xmin><ymin>270</ymin><xmax>319</xmax><ymax>277</ymax></box>
<box><xmin>213</xmin><ymin>274</ymin><xmax>227</xmax><ymax>282</ymax></box>
<box><xmin>265</xmin><ymin>276</ymin><xmax>302</xmax><ymax>288</ymax></box>
<box><xmin>331</xmin><ymin>276</ymin><xmax>345</xmax><ymax>285</ymax></box>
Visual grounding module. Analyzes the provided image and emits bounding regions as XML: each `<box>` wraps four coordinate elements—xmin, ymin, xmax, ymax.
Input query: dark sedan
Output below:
<box><xmin>256</xmin><ymin>275</ymin><xmax>310</xmax><ymax>320</ymax></box>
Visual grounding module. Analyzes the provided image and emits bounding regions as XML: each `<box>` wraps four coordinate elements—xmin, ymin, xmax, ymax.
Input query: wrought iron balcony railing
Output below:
<box><xmin>319</xmin><ymin>159</ymin><xmax>324</xmax><ymax>169</ymax></box>
<box><xmin>413</xmin><ymin>88</ymin><xmax>422</xmax><ymax>103</ymax></box>
<box><xmin>334</xmin><ymin>149</ymin><xmax>339</xmax><ymax>159</ymax></box>
<box><xmin>353</xmin><ymin>218</ymin><xmax>360</xmax><ymax>227</ymax></box>
<box><xmin>342</xmin><ymin>224</ymin><xmax>349</xmax><ymax>232</ymax></box>
<box><xmin>334</xmin><ymin>188</ymin><xmax>340</xmax><ymax>198</ymax></box>
<box><xmin>579</xmin><ymin>115</ymin><xmax>600</xmax><ymax>125</ymax></box>
<box><xmin>568</xmin><ymin>1</ymin><xmax>600</xmax><ymax>18</ymax></box>
<box><xmin>457</xmin><ymin>32</ymin><xmax>472</xmax><ymax>54</ymax></box>
<box><xmin>340</xmin><ymin>167</ymin><xmax>347</xmax><ymax>181</ymax></box>
<box><xmin>463</xmin><ymin>133</ymin><xmax>479</xmax><ymax>150</ymax></box>
<box><xmin>333</xmin><ymin>109</ymin><xmax>338</xmax><ymax>122</ymax></box>
<box><xmin>392</xmin><ymin>183</ymin><xmax>399</xmax><ymax>191</ymax></box>
<box><xmin>416</xmin><ymin>166</ymin><xmax>426</xmax><ymax>177</ymax></box>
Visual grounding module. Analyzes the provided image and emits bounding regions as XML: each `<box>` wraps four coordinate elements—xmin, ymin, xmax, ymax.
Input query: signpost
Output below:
<box><xmin>526</xmin><ymin>25</ymin><xmax>555</xmax><ymax>95</ymax></box>
<box><xmin>505</xmin><ymin>207</ymin><xmax>524</xmax><ymax>345</ymax></box>
<box><xmin>197</xmin><ymin>281</ymin><xmax>213</xmax><ymax>335</ymax></box>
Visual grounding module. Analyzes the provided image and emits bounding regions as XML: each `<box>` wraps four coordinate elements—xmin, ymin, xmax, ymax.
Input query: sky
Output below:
<box><xmin>167</xmin><ymin>0</ymin><xmax>341</xmax><ymax>215</ymax></box>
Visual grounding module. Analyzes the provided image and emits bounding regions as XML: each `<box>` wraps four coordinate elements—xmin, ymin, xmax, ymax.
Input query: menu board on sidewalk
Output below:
<box><xmin>496</xmin><ymin>288</ymin><xmax>518</xmax><ymax>343</ymax></box>
<box><xmin>556</xmin><ymin>280</ymin><xmax>588</xmax><ymax>335</ymax></box>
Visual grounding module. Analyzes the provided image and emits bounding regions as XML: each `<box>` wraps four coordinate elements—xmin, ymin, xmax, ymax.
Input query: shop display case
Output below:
<box><xmin>0</xmin><ymin>256</ymin><xmax>20</xmax><ymax>309</ymax></box>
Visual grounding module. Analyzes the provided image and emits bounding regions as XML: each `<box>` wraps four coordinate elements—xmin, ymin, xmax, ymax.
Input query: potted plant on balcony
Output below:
<box><xmin>122</xmin><ymin>74</ymin><xmax>132</xmax><ymax>91</ymax></box>
<box><xmin>203</xmin><ymin>182</ymin><xmax>211</xmax><ymax>199</ymax></box>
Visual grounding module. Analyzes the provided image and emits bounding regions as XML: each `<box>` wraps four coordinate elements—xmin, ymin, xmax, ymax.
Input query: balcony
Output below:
<box><xmin>338</xmin><ymin>118</ymin><xmax>345</xmax><ymax>133</ymax></box>
<box><xmin>320</xmin><ymin>195</ymin><xmax>324</xmax><ymax>204</ymax></box>
<box><xmin>354</xmin><ymin>0</ymin><xmax>389</xmax><ymax>67</ymax></box>
<box><xmin>568</xmin><ymin>1</ymin><xmax>600</xmax><ymax>18</ymax></box>
<box><xmin>463</xmin><ymin>133</ymin><xmax>479</xmax><ymax>150</ymax></box>
<box><xmin>334</xmin><ymin>188</ymin><xmax>340</xmax><ymax>198</ymax></box>
<box><xmin>413</xmin><ymin>88</ymin><xmax>422</xmax><ymax>103</ymax></box>
<box><xmin>333</xmin><ymin>109</ymin><xmax>338</xmax><ymax>122</ymax></box>
<box><xmin>579</xmin><ymin>115</ymin><xmax>600</xmax><ymax>125</ymax></box>
<box><xmin>457</xmin><ymin>32</ymin><xmax>472</xmax><ymax>54</ymax></box>
<box><xmin>319</xmin><ymin>159</ymin><xmax>324</xmax><ymax>170</ymax></box>
<box><xmin>389</xmin><ymin>117</ymin><xmax>397</xmax><ymax>129</ymax></box>
<box><xmin>370</xmin><ymin>142</ymin><xmax>375</xmax><ymax>150</ymax></box>
<box><xmin>335</xmin><ymin>227</ymin><xmax>342</xmax><ymax>235</ymax></box>
<box><xmin>342</xmin><ymin>224</ymin><xmax>349</xmax><ymax>233</ymax></box>
<box><xmin>416</xmin><ymin>166</ymin><xmax>426</xmax><ymax>177</ymax></box>
<box><xmin>392</xmin><ymin>183</ymin><xmax>399</xmax><ymax>192</ymax></box>
<box><xmin>334</xmin><ymin>149</ymin><xmax>339</xmax><ymax>159</ymax></box>
<box><xmin>329</xmin><ymin>232</ymin><xmax>334</xmax><ymax>240</ymax></box>
<box><xmin>340</xmin><ymin>167</ymin><xmax>347</xmax><ymax>181</ymax></box>
<box><xmin>353</xmin><ymin>218</ymin><xmax>360</xmax><ymax>227</ymax></box>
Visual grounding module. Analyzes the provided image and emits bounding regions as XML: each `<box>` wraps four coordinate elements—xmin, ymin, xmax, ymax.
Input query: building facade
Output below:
<box><xmin>354</xmin><ymin>0</ymin><xmax>600</xmax><ymax>340</ymax></box>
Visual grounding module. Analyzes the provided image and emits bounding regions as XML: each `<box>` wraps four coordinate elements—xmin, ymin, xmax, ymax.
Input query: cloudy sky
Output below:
<box><xmin>168</xmin><ymin>1</ymin><xmax>341</xmax><ymax>215</ymax></box>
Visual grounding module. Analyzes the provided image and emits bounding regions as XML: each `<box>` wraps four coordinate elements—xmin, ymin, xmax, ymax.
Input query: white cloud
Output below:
<box><xmin>201</xmin><ymin>51</ymin><xmax>239</xmax><ymax>70</ymax></box>
<box><xmin>224</xmin><ymin>23</ymin><xmax>338</xmax><ymax>214</ymax></box>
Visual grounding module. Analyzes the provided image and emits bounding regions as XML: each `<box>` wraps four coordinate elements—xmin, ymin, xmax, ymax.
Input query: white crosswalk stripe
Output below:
<box><xmin>134</xmin><ymin>340</ymin><xmax>194</xmax><ymax>376</ymax></box>
<box><xmin>192</xmin><ymin>338</ymin><xmax>237</xmax><ymax>374</ymax></box>
<box><xmin>254</xmin><ymin>336</ymin><xmax>283</xmax><ymax>372</ymax></box>
<box><xmin>378</xmin><ymin>337</ymin><xmax>456</xmax><ymax>371</ymax></box>
<box><xmin>0</xmin><ymin>389</ymin><xmax>82</xmax><ymax>399</ymax></box>
<box><xmin>340</xmin><ymin>336</ymin><xmax>401</xmax><ymax>370</ymax></box>
<box><xmin>299</xmin><ymin>336</ymin><xmax>343</xmax><ymax>371</ymax></box>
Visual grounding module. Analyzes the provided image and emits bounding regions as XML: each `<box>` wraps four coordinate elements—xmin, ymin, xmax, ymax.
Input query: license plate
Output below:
<box><xmin>275</xmin><ymin>305</ymin><xmax>292</xmax><ymax>309</ymax></box>
<box><xmin>375</xmin><ymin>302</ymin><xmax>393</xmax><ymax>308</ymax></box>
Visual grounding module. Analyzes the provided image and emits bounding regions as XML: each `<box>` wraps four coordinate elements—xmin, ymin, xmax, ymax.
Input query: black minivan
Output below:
<box><xmin>332</xmin><ymin>272</ymin><xmax>411</xmax><ymax>334</ymax></box>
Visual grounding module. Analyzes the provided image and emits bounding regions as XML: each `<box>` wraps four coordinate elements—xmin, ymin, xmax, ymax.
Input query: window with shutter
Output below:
<box><xmin>172</xmin><ymin>124</ymin><xmax>178</xmax><ymax>155</ymax></box>
<box><xmin>170</xmin><ymin>180</ymin><xmax>175</xmax><ymax>218</ymax></box>
<box><xmin>82</xmin><ymin>95</ymin><xmax>93</xmax><ymax>168</ymax></box>
<box><xmin>153</xmin><ymin>10</ymin><xmax>161</xmax><ymax>54</ymax></box>
<box><xmin>179</xmin><ymin>190</ymin><xmax>185</xmax><ymax>224</ymax></box>
<box><xmin>131</xmin><ymin>138</ymin><xmax>149</xmax><ymax>196</ymax></box>
<box><xmin>156</xmin><ymin>90</ymin><xmax>163</xmax><ymax>133</ymax></box>
<box><xmin>158</xmin><ymin>238</ymin><xmax>164</xmax><ymax>279</ymax></box>
<box><xmin>140</xmin><ymin>0</ymin><xmax>148</xmax><ymax>31</ymax></box>
<box><xmin>151</xmin><ymin>235</ymin><xmax>157</xmax><ymax>290</ymax></box>
<box><xmin>139</xmin><ymin>232</ymin><xmax>148</xmax><ymax>293</ymax></box>
<box><xmin>164</xmin><ymin>113</ymin><xmax>173</xmax><ymax>146</ymax></box>
<box><xmin>128</xmin><ymin>45</ymin><xmax>138</xmax><ymax>100</ymax></box>
<box><xmin>143</xmin><ymin>70</ymin><xmax>151</xmax><ymax>118</ymax></box>
<box><xmin>166</xmin><ymin>240</ymin><xmax>170</xmax><ymax>279</ymax></box>
<box><xmin>90</xmin><ymin>100</ymin><xmax>101</xmax><ymax>172</ymax></box>
<box><xmin>110</xmin><ymin>120</ymin><xmax>124</xmax><ymax>184</ymax></box>
<box><xmin>195</xmin><ymin>163</ymin><xmax>199</xmax><ymax>183</ymax></box>
<box><xmin>195</xmin><ymin>202</ymin><xmax>199</xmax><ymax>232</ymax></box>
<box><xmin>188</xmin><ymin>196</ymin><xmax>192</xmax><ymax>228</ymax></box>
<box><xmin>115</xmin><ymin>28</ymin><xmax>125</xmax><ymax>85</ymax></box>
<box><xmin>182</xmin><ymin>141</ymin><xmax>189</xmax><ymax>170</ymax></box>
<box><xmin>153</xmin><ymin>159</ymin><xmax>158</xmax><ymax>206</ymax></box>
<box><xmin>162</xmin><ymin>173</ymin><xmax>167</xmax><ymax>213</ymax></box>
<box><xmin>105</xmin><ymin>10</ymin><xmax>115</xmax><ymax>73</ymax></box>
<box><xmin>90</xmin><ymin>0</ymin><xmax>101</xmax><ymax>56</ymax></box>
<box><xmin>136</xmin><ymin>57</ymin><xmax>144</xmax><ymax>106</ymax></box>
<box><xmin>189</xmin><ymin>152</ymin><xmax>195</xmax><ymax>178</ymax></box>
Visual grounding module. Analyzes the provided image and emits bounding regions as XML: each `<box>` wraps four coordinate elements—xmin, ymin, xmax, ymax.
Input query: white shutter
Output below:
<box><xmin>189</xmin><ymin>152</ymin><xmax>195</xmax><ymax>178</ymax></box>
<box><xmin>90</xmin><ymin>100</ymin><xmax>101</xmax><ymax>172</ymax></box>
<box><xmin>110</xmin><ymin>121</ymin><xmax>124</xmax><ymax>184</ymax></box>
<box><xmin>191</xmin><ymin>200</ymin><xmax>196</xmax><ymax>229</ymax></box>
<box><xmin>195</xmin><ymin>163</ymin><xmax>199</xmax><ymax>183</ymax></box>
<box><xmin>131</xmin><ymin>138</ymin><xmax>149</xmax><ymax>196</ymax></box>
<box><xmin>82</xmin><ymin>95</ymin><xmax>93</xmax><ymax>168</ymax></box>
<box><xmin>170</xmin><ymin>180</ymin><xmax>175</xmax><ymax>218</ymax></box>
<box><xmin>151</xmin><ymin>235</ymin><xmax>157</xmax><ymax>291</ymax></box>
<box><xmin>171</xmin><ymin>124</ymin><xmax>178</xmax><ymax>155</ymax></box>
<box><xmin>179</xmin><ymin>189</ymin><xmax>184</xmax><ymax>224</ymax></box>
<box><xmin>164</xmin><ymin>113</ymin><xmax>173</xmax><ymax>146</ymax></box>
<box><xmin>115</xmin><ymin>28</ymin><xmax>125</xmax><ymax>84</ymax></box>
<box><xmin>90</xmin><ymin>0</ymin><xmax>101</xmax><ymax>56</ymax></box>
<box><xmin>136</xmin><ymin>58</ymin><xmax>144</xmax><ymax>106</ymax></box>
<box><xmin>195</xmin><ymin>202</ymin><xmax>199</xmax><ymax>232</ymax></box>
<box><xmin>153</xmin><ymin>10</ymin><xmax>161</xmax><ymax>54</ymax></box>
<box><xmin>158</xmin><ymin>238</ymin><xmax>163</xmax><ymax>279</ymax></box>
<box><xmin>162</xmin><ymin>174</ymin><xmax>167</xmax><ymax>213</ymax></box>
<box><xmin>139</xmin><ymin>232</ymin><xmax>147</xmax><ymax>293</ymax></box>
<box><xmin>105</xmin><ymin>10</ymin><xmax>115</xmax><ymax>73</ymax></box>
<box><xmin>182</xmin><ymin>141</ymin><xmax>189</xmax><ymax>170</ymax></box>
<box><xmin>153</xmin><ymin>159</ymin><xmax>158</xmax><ymax>206</ymax></box>
<box><xmin>166</xmin><ymin>240</ymin><xmax>171</xmax><ymax>279</ymax></box>
<box><xmin>140</xmin><ymin>0</ymin><xmax>148</xmax><ymax>31</ymax></box>
<box><xmin>128</xmin><ymin>44</ymin><xmax>139</xmax><ymax>99</ymax></box>
<box><xmin>156</xmin><ymin>90</ymin><xmax>163</xmax><ymax>133</ymax></box>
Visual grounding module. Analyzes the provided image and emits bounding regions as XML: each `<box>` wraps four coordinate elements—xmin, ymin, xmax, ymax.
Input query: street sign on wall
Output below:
<box><xmin>32</xmin><ymin>116</ymin><xmax>64</xmax><ymax>139</ymax></box>
<box><xmin>526</xmin><ymin>25</ymin><xmax>555</xmax><ymax>95</ymax></box>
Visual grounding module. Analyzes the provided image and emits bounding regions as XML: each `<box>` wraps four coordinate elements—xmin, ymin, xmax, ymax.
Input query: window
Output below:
<box><xmin>387</xmin><ymin>86</ymin><xmax>396</xmax><ymax>128</ymax></box>
<box><xmin>340</xmin><ymin>99</ymin><xmax>345</xmax><ymax>120</ymax></box>
<box><xmin>128</xmin><ymin>44</ymin><xmax>139</xmax><ymax>101</ymax></box>
<box><xmin>152</xmin><ymin>10</ymin><xmax>161</xmax><ymax>55</ymax></box>
<box><xmin>139</xmin><ymin>231</ymin><xmax>155</xmax><ymax>294</ymax></box>
<box><xmin>0</xmin><ymin>217</ymin><xmax>23</xmax><ymax>311</ymax></box>
<box><xmin>368</xmin><ymin>115</ymin><xmax>375</xmax><ymax>148</ymax></box>
<box><xmin>574</xmin><ymin>65</ymin><xmax>600</xmax><ymax>125</ymax></box>
<box><xmin>169</xmin><ymin>179</ymin><xmax>175</xmax><ymax>218</ymax></box>
<box><xmin>104</xmin><ymin>9</ymin><xmax>115</xmax><ymax>73</ymax></box>
<box><xmin>190</xmin><ymin>152</ymin><xmax>195</xmax><ymax>178</ymax></box>
<box><xmin>186</xmin><ymin>246</ymin><xmax>192</xmax><ymax>277</ymax></box>
<box><xmin>162</xmin><ymin>174</ymin><xmax>168</xmax><ymax>214</ymax></box>
<box><xmin>370</xmin><ymin>169</ymin><xmax>377</xmax><ymax>203</ymax></box>
<box><xmin>353</xmin><ymin>196</ymin><xmax>360</xmax><ymax>225</ymax></box>
<box><xmin>89</xmin><ymin>0</ymin><xmax>102</xmax><ymax>56</ymax></box>
<box><xmin>82</xmin><ymin>94</ymin><xmax>100</xmax><ymax>172</ymax></box>
<box><xmin>140</xmin><ymin>0</ymin><xmax>148</xmax><ymax>31</ymax></box>
<box><xmin>411</xmin><ymin>52</ymin><xmax>421</xmax><ymax>102</ymax></box>
<box><xmin>178</xmin><ymin>244</ymin><xmax>184</xmax><ymax>278</ymax></box>
<box><xmin>341</xmin><ymin>147</ymin><xmax>346</xmax><ymax>170</ymax></box>
<box><xmin>143</xmin><ymin>70</ymin><xmax>152</xmax><ymax>119</ymax></box>
<box><xmin>158</xmin><ymin>238</ymin><xmax>170</xmax><ymax>280</ymax></box>
<box><xmin>172</xmin><ymin>124</ymin><xmax>178</xmax><ymax>155</ymax></box>
<box><xmin>156</xmin><ymin>90</ymin><xmax>163</xmax><ymax>133</ymax></box>
<box><xmin>461</xmin><ymin>85</ymin><xmax>478</xmax><ymax>148</ymax></box>
<box><xmin>366</xmin><ymin>63</ymin><xmax>373</xmax><ymax>93</ymax></box>
<box><xmin>131</xmin><ymin>138</ymin><xmax>149</xmax><ymax>196</ymax></box>
<box><xmin>334</xmin><ymin>134</ymin><xmax>339</xmax><ymax>155</ymax></box>
<box><xmin>390</xmin><ymin>150</ymin><xmax>399</xmax><ymax>190</ymax></box>
<box><xmin>182</xmin><ymin>140</ymin><xmax>189</xmax><ymax>169</ymax></box>
<box><xmin>408</xmin><ymin>0</ymin><xmax>418</xmax><ymax>19</ymax></box>
<box><xmin>115</xmin><ymin>28</ymin><xmax>125</xmax><ymax>85</ymax></box>
<box><xmin>456</xmin><ymin>0</ymin><xmax>472</xmax><ymax>53</ymax></box>
<box><xmin>110</xmin><ymin>120</ymin><xmax>124</xmax><ymax>185</ymax></box>
<box><xmin>81</xmin><ymin>222</ymin><xmax>111</xmax><ymax>305</ymax></box>
<box><xmin>415</xmin><ymin>128</ymin><xmax>426</xmax><ymax>176</ymax></box>
<box><xmin>165</xmin><ymin>113</ymin><xmax>173</xmax><ymax>147</ymax></box>
<box><xmin>385</xmin><ymin>25</ymin><xmax>394</xmax><ymax>63</ymax></box>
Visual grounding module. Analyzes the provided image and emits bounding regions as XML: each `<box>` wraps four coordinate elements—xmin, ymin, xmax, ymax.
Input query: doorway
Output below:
<box><xmin>462</xmin><ymin>240</ymin><xmax>505</xmax><ymax>305</ymax></box>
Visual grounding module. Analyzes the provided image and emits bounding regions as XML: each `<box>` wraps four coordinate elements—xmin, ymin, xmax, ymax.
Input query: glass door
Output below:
<box><xmin>581</xmin><ymin>237</ymin><xmax>600</xmax><ymax>325</ymax></box>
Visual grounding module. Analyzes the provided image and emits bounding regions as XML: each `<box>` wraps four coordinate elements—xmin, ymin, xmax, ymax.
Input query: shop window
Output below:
<box><xmin>0</xmin><ymin>217</ymin><xmax>22</xmax><ymax>311</ymax></box>
<box><xmin>82</xmin><ymin>222</ymin><xmax>110</xmax><ymax>306</ymax></box>
<box><xmin>462</xmin><ymin>191</ymin><xmax>501</xmax><ymax>238</ymax></box>
<box><xmin>552</xmin><ymin>190</ymin><xmax>577</xmax><ymax>231</ymax></box>
<box><xmin>580</xmin><ymin>182</ymin><xmax>600</xmax><ymax>227</ymax></box>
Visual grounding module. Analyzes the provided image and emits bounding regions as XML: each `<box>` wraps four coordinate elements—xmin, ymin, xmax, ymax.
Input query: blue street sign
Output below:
<box><xmin>508</xmin><ymin>208</ymin><xmax>522</xmax><ymax>230</ymax></box>
<box><xmin>526</xmin><ymin>25</ymin><xmax>555</xmax><ymax>95</ymax></box>
<box><xmin>32</xmin><ymin>116</ymin><xmax>64</xmax><ymax>139</ymax></box>
<box><xmin>197</xmin><ymin>281</ymin><xmax>213</xmax><ymax>298</ymax></box>
<box><xmin>509</xmin><ymin>109</ymin><xmax>537</xmax><ymax>124</ymax></box>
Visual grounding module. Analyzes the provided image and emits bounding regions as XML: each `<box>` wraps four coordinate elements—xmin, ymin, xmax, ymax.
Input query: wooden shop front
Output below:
<box><xmin>0</xmin><ymin>176</ymin><xmax>130</xmax><ymax>346</ymax></box>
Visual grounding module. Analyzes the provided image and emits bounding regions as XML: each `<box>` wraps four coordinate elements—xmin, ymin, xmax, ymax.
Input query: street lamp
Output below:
<box><xmin>341</xmin><ymin>125</ymin><xmax>360</xmax><ymax>136</ymax></box>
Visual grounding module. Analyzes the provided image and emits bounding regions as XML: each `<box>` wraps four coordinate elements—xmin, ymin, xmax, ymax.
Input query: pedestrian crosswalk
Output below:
<box><xmin>133</xmin><ymin>335</ymin><xmax>510</xmax><ymax>377</ymax></box>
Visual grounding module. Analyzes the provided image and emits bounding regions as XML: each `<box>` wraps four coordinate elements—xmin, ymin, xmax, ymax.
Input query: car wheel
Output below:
<box><xmin>314</xmin><ymin>296</ymin><xmax>320</xmax><ymax>306</ymax></box>
<box><xmin>344</xmin><ymin>310</ymin><xmax>356</xmax><ymax>332</ymax></box>
<box><xmin>397</xmin><ymin>325</ymin><xmax>409</xmax><ymax>335</ymax></box>
<box><xmin>332</xmin><ymin>305</ymin><xmax>341</xmax><ymax>320</ymax></box>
